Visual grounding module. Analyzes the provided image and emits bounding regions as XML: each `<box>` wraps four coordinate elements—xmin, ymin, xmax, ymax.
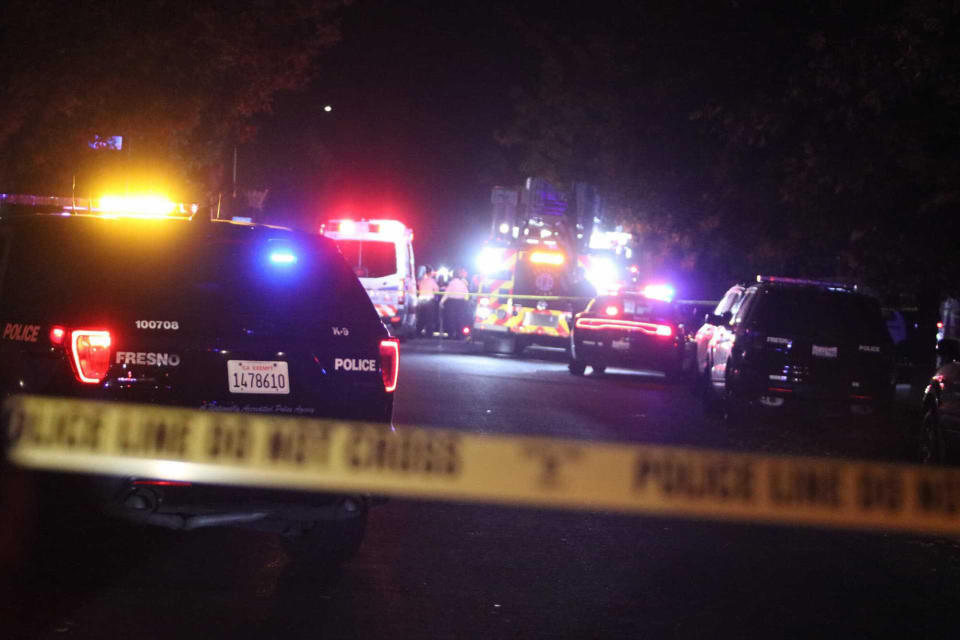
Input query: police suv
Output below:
<box><xmin>705</xmin><ymin>276</ymin><xmax>895</xmax><ymax>419</ymax></box>
<box><xmin>0</xmin><ymin>198</ymin><xmax>398</xmax><ymax>565</ymax></box>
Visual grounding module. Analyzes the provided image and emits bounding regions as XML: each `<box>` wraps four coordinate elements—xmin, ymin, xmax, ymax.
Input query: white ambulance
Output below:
<box><xmin>321</xmin><ymin>219</ymin><xmax>418</xmax><ymax>338</ymax></box>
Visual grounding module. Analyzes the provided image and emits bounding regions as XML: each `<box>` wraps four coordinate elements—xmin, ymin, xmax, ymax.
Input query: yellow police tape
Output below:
<box><xmin>7</xmin><ymin>394</ymin><xmax>958</xmax><ymax>535</ymax></box>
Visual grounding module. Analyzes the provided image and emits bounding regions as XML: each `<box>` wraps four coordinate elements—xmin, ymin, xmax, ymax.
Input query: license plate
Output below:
<box><xmin>227</xmin><ymin>360</ymin><xmax>290</xmax><ymax>394</ymax></box>
<box><xmin>526</xmin><ymin>313</ymin><xmax>558</xmax><ymax>328</ymax></box>
<box><xmin>812</xmin><ymin>345</ymin><xmax>838</xmax><ymax>358</ymax></box>
<box><xmin>612</xmin><ymin>338</ymin><xmax>630</xmax><ymax>351</ymax></box>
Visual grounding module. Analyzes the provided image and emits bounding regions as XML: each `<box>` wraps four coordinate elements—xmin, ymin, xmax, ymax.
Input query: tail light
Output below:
<box><xmin>575</xmin><ymin>318</ymin><xmax>673</xmax><ymax>337</ymax></box>
<box><xmin>49</xmin><ymin>326</ymin><xmax>66</xmax><ymax>345</ymax></box>
<box><xmin>379</xmin><ymin>338</ymin><xmax>399</xmax><ymax>393</ymax></box>
<box><xmin>69</xmin><ymin>329</ymin><xmax>112</xmax><ymax>383</ymax></box>
<box><xmin>605</xmin><ymin>305</ymin><xmax>619</xmax><ymax>316</ymax></box>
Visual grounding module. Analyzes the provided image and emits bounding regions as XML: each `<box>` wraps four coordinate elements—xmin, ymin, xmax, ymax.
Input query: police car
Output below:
<box><xmin>568</xmin><ymin>285</ymin><xmax>686</xmax><ymax>380</ymax></box>
<box><xmin>706</xmin><ymin>276</ymin><xmax>895</xmax><ymax>419</ymax></box>
<box><xmin>0</xmin><ymin>196</ymin><xmax>398</xmax><ymax>565</ymax></box>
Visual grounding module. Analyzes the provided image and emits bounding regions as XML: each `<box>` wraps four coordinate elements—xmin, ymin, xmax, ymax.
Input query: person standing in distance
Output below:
<box><xmin>441</xmin><ymin>267</ymin><xmax>470</xmax><ymax>339</ymax></box>
<box><xmin>417</xmin><ymin>265</ymin><xmax>440</xmax><ymax>337</ymax></box>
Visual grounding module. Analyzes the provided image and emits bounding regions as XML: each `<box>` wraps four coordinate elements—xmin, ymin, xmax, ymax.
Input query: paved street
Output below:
<box><xmin>5</xmin><ymin>339</ymin><xmax>960</xmax><ymax>638</ymax></box>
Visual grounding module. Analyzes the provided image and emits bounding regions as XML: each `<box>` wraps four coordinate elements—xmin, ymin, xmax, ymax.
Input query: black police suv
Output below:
<box><xmin>568</xmin><ymin>290</ymin><xmax>687</xmax><ymax>380</ymax></box>
<box><xmin>0</xmin><ymin>210</ymin><xmax>398</xmax><ymax>564</ymax></box>
<box><xmin>705</xmin><ymin>276</ymin><xmax>895</xmax><ymax>419</ymax></box>
<box><xmin>915</xmin><ymin>338</ymin><xmax>960</xmax><ymax>463</ymax></box>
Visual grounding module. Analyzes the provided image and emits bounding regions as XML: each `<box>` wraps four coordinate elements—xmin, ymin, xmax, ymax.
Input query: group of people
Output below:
<box><xmin>416</xmin><ymin>265</ymin><xmax>473</xmax><ymax>339</ymax></box>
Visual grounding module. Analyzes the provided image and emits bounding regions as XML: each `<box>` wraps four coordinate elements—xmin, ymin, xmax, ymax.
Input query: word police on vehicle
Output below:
<box><xmin>335</xmin><ymin>357</ymin><xmax>378</xmax><ymax>372</ymax></box>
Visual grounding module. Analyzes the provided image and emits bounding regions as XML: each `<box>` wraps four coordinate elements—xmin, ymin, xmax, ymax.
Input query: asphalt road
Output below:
<box><xmin>4</xmin><ymin>339</ymin><xmax>960</xmax><ymax>638</ymax></box>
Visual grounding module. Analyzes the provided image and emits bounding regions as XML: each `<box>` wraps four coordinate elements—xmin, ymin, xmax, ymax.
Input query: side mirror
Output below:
<box><xmin>937</xmin><ymin>339</ymin><xmax>960</xmax><ymax>363</ymax></box>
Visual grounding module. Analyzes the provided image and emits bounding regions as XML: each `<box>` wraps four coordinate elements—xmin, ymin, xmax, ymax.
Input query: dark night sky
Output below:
<box><xmin>249</xmin><ymin>0</ymin><xmax>535</xmax><ymax>267</ymax></box>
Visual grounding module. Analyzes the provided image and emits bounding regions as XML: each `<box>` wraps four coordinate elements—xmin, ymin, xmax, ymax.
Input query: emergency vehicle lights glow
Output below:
<box><xmin>477</xmin><ymin>247</ymin><xmax>505</xmax><ymax>273</ymax></box>
<box><xmin>530</xmin><ymin>251</ymin><xmax>564</xmax><ymax>265</ymax></box>
<box><xmin>70</xmin><ymin>330</ymin><xmax>112</xmax><ymax>383</ymax></box>
<box><xmin>585</xmin><ymin>257</ymin><xmax>618</xmax><ymax>291</ymax></box>
<box><xmin>498</xmin><ymin>222</ymin><xmax>510</xmax><ymax>234</ymax></box>
<box><xmin>642</xmin><ymin>284</ymin><xmax>675</xmax><ymax>302</ymax></box>
<box><xmin>605</xmin><ymin>305</ymin><xmax>619</xmax><ymax>316</ymax></box>
<box><xmin>379</xmin><ymin>338</ymin><xmax>400</xmax><ymax>393</ymax></box>
<box><xmin>98</xmin><ymin>195</ymin><xmax>176</xmax><ymax>218</ymax></box>
<box><xmin>338</xmin><ymin>220</ymin><xmax>356</xmax><ymax>234</ymax></box>
<box><xmin>369</xmin><ymin>219</ymin><xmax>407</xmax><ymax>237</ymax></box>
<box><xmin>49</xmin><ymin>326</ymin><xmax>66</xmax><ymax>345</ymax></box>
<box><xmin>269</xmin><ymin>250</ymin><xmax>298</xmax><ymax>264</ymax></box>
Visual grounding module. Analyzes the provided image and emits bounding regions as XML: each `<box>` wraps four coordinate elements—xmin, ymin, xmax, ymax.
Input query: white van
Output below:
<box><xmin>321</xmin><ymin>219</ymin><xmax>417</xmax><ymax>338</ymax></box>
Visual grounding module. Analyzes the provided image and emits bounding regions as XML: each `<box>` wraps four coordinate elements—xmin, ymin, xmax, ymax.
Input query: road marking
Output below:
<box><xmin>4</xmin><ymin>394</ymin><xmax>958</xmax><ymax>535</ymax></box>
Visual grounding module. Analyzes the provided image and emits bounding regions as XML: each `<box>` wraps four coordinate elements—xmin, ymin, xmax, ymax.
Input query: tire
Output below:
<box><xmin>281</xmin><ymin>509</ymin><xmax>368</xmax><ymax>570</ymax></box>
<box><xmin>568</xmin><ymin>360</ymin><xmax>586</xmax><ymax>376</ymax></box>
<box><xmin>917</xmin><ymin>408</ymin><xmax>946</xmax><ymax>465</ymax></box>
<box><xmin>701</xmin><ymin>367</ymin><xmax>720</xmax><ymax>415</ymax></box>
<box><xmin>512</xmin><ymin>337</ymin><xmax>527</xmax><ymax>356</ymax></box>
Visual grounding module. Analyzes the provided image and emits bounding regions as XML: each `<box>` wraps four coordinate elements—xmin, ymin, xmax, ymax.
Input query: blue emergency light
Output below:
<box><xmin>269</xmin><ymin>250</ymin><xmax>298</xmax><ymax>265</ymax></box>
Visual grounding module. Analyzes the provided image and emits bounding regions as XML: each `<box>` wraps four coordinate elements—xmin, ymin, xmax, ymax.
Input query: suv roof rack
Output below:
<box><xmin>755</xmin><ymin>275</ymin><xmax>858</xmax><ymax>291</ymax></box>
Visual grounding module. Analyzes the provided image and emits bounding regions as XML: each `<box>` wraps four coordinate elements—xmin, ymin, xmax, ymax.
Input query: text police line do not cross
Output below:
<box><xmin>5</xmin><ymin>394</ymin><xmax>960</xmax><ymax>536</ymax></box>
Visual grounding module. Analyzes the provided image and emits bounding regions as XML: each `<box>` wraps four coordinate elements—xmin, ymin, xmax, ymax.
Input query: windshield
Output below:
<box><xmin>336</xmin><ymin>239</ymin><xmax>398</xmax><ymax>278</ymax></box>
<box><xmin>752</xmin><ymin>288</ymin><xmax>890</xmax><ymax>343</ymax></box>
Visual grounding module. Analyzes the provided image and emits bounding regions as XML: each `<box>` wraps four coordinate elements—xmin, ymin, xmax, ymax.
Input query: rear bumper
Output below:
<box><xmin>32</xmin><ymin>471</ymin><xmax>376</xmax><ymax>531</ymax></box>
<box><xmin>573</xmin><ymin>334</ymin><xmax>682</xmax><ymax>372</ymax></box>
<box><xmin>733</xmin><ymin>370</ymin><xmax>894</xmax><ymax>415</ymax></box>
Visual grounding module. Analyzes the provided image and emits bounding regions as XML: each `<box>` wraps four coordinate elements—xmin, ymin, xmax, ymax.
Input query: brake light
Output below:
<box><xmin>379</xmin><ymin>338</ymin><xmax>399</xmax><ymax>392</ymax></box>
<box><xmin>49</xmin><ymin>326</ymin><xmax>66</xmax><ymax>345</ymax></box>
<box><xmin>69</xmin><ymin>329</ymin><xmax>112</xmax><ymax>383</ymax></box>
<box><xmin>605</xmin><ymin>305</ymin><xmax>619</xmax><ymax>316</ymax></box>
<box><xmin>576</xmin><ymin>318</ymin><xmax>673</xmax><ymax>337</ymax></box>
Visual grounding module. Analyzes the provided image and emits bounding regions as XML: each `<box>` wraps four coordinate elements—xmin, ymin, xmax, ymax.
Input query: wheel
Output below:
<box><xmin>720</xmin><ymin>369</ymin><xmax>747</xmax><ymax>426</ymax></box>
<box><xmin>281</xmin><ymin>508</ymin><xmax>368</xmax><ymax>570</ymax></box>
<box><xmin>701</xmin><ymin>367</ymin><xmax>721</xmax><ymax>415</ymax></box>
<box><xmin>512</xmin><ymin>337</ymin><xmax>527</xmax><ymax>355</ymax></box>
<box><xmin>592</xmin><ymin>365</ymin><xmax>606</xmax><ymax>376</ymax></box>
<box><xmin>917</xmin><ymin>408</ymin><xmax>946</xmax><ymax>465</ymax></box>
<box><xmin>568</xmin><ymin>360</ymin><xmax>586</xmax><ymax>376</ymax></box>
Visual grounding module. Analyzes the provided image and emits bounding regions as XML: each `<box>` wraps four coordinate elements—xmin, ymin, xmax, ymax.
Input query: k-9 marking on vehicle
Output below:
<box><xmin>2</xmin><ymin>323</ymin><xmax>40</xmax><ymax>343</ymax></box>
<box><xmin>135</xmin><ymin>320</ymin><xmax>180</xmax><ymax>330</ymax></box>
<box><xmin>332</xmin><ymin>327</ymin><xmax>350</xmax><ymax>336</ymax></box>
<box><xmin>115</xmin><ymin>352</ymin><xmax>182</xmax><ymax>366</ymax></box>
<box><xmin>334</xmin><ymin>357</ymin><xmax>377</xmax><ymax>371</ymax></box>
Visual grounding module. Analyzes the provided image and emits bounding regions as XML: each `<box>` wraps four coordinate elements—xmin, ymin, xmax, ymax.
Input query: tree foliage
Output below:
<box><xmin>501</xmin><ymin>0</ymin><xmax>960</xmax><ymax>297</ymax></box>
<box><xmin>0</xmin><ymin>0</ymin><xmax>345</xmax><ymax>197</ymax></box>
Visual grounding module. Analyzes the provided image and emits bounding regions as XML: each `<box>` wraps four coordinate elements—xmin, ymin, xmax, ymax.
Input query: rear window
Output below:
<box><xmin>751</xmin><ymin>288</ymin><xmax>889</xmax><ymax>343</ymax></box>
<box><xmin>0</xmin><ymin>219</ymin><xmax>378</xmax><ymax>331</ymax></box>
<box><xmin>595</xmin><ymin>295</ymin><xmax>676</xmax><ymax>323</ymax></box>
<box><xmin>336</xmin><ymin>239</ymin><xmax>398</xmax><ymax>278</ymax></box>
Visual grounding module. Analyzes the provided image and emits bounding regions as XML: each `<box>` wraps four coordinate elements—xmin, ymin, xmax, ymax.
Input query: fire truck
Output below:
<box><xmin>472</xmin><ymin>179</ymin><xmax>622</xmax><ymax>354</ymax></box>
<box><xmin>320</xmin><ymin>218</ymin><xmax>418</xmax><ymax>338</ymax></box>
